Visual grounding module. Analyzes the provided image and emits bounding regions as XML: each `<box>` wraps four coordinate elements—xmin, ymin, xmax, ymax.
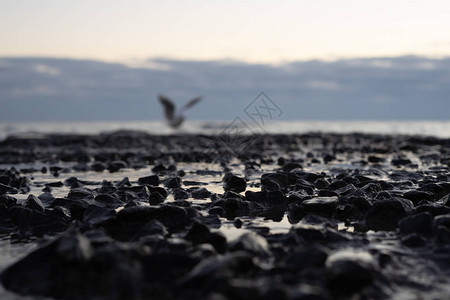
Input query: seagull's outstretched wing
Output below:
<box><xmin>181</xmin><ymin>96</ymin><xmax>202</xmax><ymax>113</ymax></box>
<box><xmin>158</xmin><ymin>95</ymin><xmax>175</xmax><ymax>120</ymax></box>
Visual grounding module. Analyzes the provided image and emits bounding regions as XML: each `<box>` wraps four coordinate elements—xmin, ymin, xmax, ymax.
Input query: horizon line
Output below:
<box><xmin>1</xmin><ymin>53</ymin><xmax>450</xmax><ymax>66</ymax></box>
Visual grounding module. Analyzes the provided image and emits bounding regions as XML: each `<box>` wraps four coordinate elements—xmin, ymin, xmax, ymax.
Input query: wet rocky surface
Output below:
<box><xmin>0</xmin><ymin>131</ymin><xmax>450</xmax><ymax>299</ymax></box>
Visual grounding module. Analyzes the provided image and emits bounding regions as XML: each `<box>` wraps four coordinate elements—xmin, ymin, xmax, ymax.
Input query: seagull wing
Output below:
<box><xmin>181</xmin><ymin>96</ymin><xmax>202</xmax><ymax>113</ymax></box>
<box><xmin>158</xmin><ymin>95</ymin><xmax>176</xmax><ymax>120</ymax></box>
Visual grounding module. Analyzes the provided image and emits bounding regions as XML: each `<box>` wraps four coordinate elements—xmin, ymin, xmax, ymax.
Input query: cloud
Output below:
<box><xmin>368</xmin><ymin>60</ymin><xmax>394</xmax><ymax>68</ymax></box>
<box><xmin>32</xmin><ymin>64</ymin><xmax>60</xmax><ymax>75</ymax></box>
<box><xmin>124</xmin><ymin>60</ymin><xmax>172</xmax><ymax>71</ymax></box>
<box><xmin>0</xmin><ymin>56</ymin><xmax>449</xmax><ymax>121</ymax></box>
<box><xmin>304</xmin><ymin>80</ymin><xmax>342</xmax><ymax>90</ymax></box>
<box><xmin>415</xmin><ymin>61</ymin><xmax>436</xmax><ymax>70</ymax></box>
<box><xmin>10</xmin><ymin>86</ymin><xmax>55</xmax><ymax>97</ymax></box>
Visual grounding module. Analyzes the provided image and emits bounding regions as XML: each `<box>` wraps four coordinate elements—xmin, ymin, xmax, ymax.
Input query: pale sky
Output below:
<box><xmin>1</xmin><ymin>0</ymin><xmax>450</xmax><ymax>63</ymax></box>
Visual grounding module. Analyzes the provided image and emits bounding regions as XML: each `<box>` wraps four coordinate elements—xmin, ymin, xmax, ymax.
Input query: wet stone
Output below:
<box><xmin>326</xmin><ymin>250</ymin><xmax>377</xmax><ymax>294</ymax></box>
<box><xmin>300</xmin><ymin>214</ymin><xmax>338</xmax><ymax>229</ymax></box>
<box><xmin>365</xmin><ymin>198</ymin><xmax>414</xmax><ymax>231</ymax></box>
<box><xmin>245</xmin><ymin>190</ymin><xmax>286</xmax><ymax>205</ymax></box>
<box><xmin>50</xmin><ymin>198</ymin><xmax>90</xmax><ymax>220</ymax></box>
<box><xmin>151</xmin><ymin>164</ymin><xmax>167</xmax><ymax>173</ymax></box>
<box><xmin>418</xmin><ymin>183</ymin><xmax>450</xmax><ymax>200</ymax></box>
<box><xmin>282</xmin><ymin>162</ymin><xmax>303</xmax><ymax>172</ymax></box>
<box><xmin>401</xmin><ymin>233</ymin><xmax>426</xmax><ymax>248</ymax></box>
<box><xmin>287</xmin><ymin>190</ymin><xmax>311</xmax><ymax>203</ymax></box>
<box><xmin>64</xmin><ymin>176</ymin><xmax>84</xmax><ymax>188</ymax></box>
<box><xmin>223</xmin><ymin>174</ymin><xmax>247</xmax><ymax>193</ymax></box>
<box><xmin>41</xmin><ymin>186</ymin><xmax>52</xmax><ymax>193</ymax></box>
<box><xmin>434</xmin><ymin>214</ymin><xmax>450</xmax><ymax>230</ymax></box>
<box><xmin>46</xmin><ymin>181</ymin><xmax>64</xmax><ymax>188</ymax></box>
<box><xmin>83</xmin><ymin>204</ymin><xmax>117</xmax><ymax>228</ymax></box>
<box><xmin>49</xmin><ymin>206</ymin><xmax>71</xmax><ymax>220</ymax></box>
<box><xmin>327</xmin><ymin>180</ymin><xmax>348</xmax><ymax>190</ymax></box>
<box><xmin>360</xmin><ymin>182</ymin><xmax>383</xmax><ymax>194</ymax></box>
<box><xmin>300</xmin><ymin>197</ymin><xmax>338</xmax><ymax>217</ymax></box>
<box><xmin>334</xmin><ymin>184</ymin><xmax>356</xmax><ymax>196</ymax></box>
<box><xmin>291</xmin><ymin>224</ymin><xmax>328</xmax><ymax>241</ymax></box>
<box><xmin>165</xmin><ymin>177</ymin><xmax>182</xmax><ymax>189</ymax></box>
<box><xmin>0</xmin><ymin>175</ymin><xmax>11</xmax><ymax>185</ymax></box>
<box><xmin>291</xmin><ymin>182</ymin><xmax>314</xmax><ymax>195</ymax></box>
<box><xmin>173</xmin><ymin>188</ymin><xmax>190</xmax><ymax>200</ymax></box>
<box><xmin>314</xmin><ymin>178</ymin><xmax>330</xmax><ymax>189</ymax></box>
<box><xmin>146</xmin><ymin>186</ymin><xmax>168</xmax><ymax>198</ymax></box>
<box><xmin>1</xmin><ymin>232</ymin><xmax>142</xmax><ymax>299</ymax></box>
<box><xmin>0</xmin><ymin>195</ymin><xmax>17</xmax><ymax>208</ymax></box>
<box><xmin>368</xmin><ymin>155</ymin><xmax>384</xmax><ymax>163</ymax></box>
<box><xmin>26</xmin><ymin>194</ymin><xmax>45</xmax><ymax>213</ymax></box>
<box><xmin>91</xmin><ymin>162</ymin><xmax>106</xmax><ymax>172</ymax></box>
<box><xmin>132</xmin><ymin>220</ymin><xmax>168</xmax><ymax>241</ymax></box>
<box><xmin>317</xmin><ymin>190</ymin><xmax>338</xmax><ymax>197</ymax></box>
<box><xmin>94</xmin><ymin>194</ymin><xmax>123</xmax><ymax>207</ymax></box>
<box><xmin>229</xmin><ymin>232</ymin><xmax>270</xmax><ymax>258</ymax></box>
<box><xmin>68</xmin><ymin>187</ymin><xmax>94</xmax><ymax>200</ymax></box>
<box><xmin>399</xmin><ymin>212</ymin><xmax>433</xmax><ymax>236</ymax></box>
<box><xmin>0</xmin><ymin>183</ymin><xmax>17</xmax><ymax>195</ymax></box>
<box><xmin>403</xmin><ymin>190</ymin><xmax>432</xmax><ymax>204</ymax></box>
<box><xmin>284</xmin><ymin>244</ymin><xmax>329</xmax><ymax>271</ymax></box>
<box><xmin>149</xmin><ymin>192</ymin><xmax>165</xmax><ymax>205</ymax></box>
<box><xmin>211</xmin><ymin>198</ymin><xmax>250</xmax><ymax>219</ymax></box>
<box><xmin>392</xmin><ymin>158</ymin><xmax>412</xmax><ymax>166</ymax></box>
<box><xmin>107</xmin><ymin>160</ymin><xmax>127</xmax><ymax>172</ymax></box>
<box><xmin>115</xmin><ymin>177</ymin><xmax>132</xmax><ymax>188</ymax></box>
<box><xmin>185</xmin><ymin>221</ymin><xmax>227</xmax><ymax>253</ymax></box>
<box><xmin>137</xmin><ymin>175</ymin><xmax>159</xmax><ymax>186</ymax></box>
<box><xmin>117</xmin><ymin>205</ymin><xmax>191</xmax><ymax>233</ymax></box>
<box><xmin>190</xmin><ymin>187</ymin><xmax>212</xmax><ymax>199</ymax></box>
<box><xmin>222</xmin><ymin>190</ymin><xmax>245</xmax><ymax>199</ymax></box>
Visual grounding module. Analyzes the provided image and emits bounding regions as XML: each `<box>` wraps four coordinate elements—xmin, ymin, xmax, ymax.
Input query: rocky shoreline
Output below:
<box><xmin>0</xmin><ymin>131</ymin><xmax>450</xmax><ymax>299</ymax></box>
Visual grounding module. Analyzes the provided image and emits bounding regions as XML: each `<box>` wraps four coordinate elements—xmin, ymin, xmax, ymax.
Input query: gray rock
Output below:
<box><xmin>365</xmin><ymin>197</ymin><xmax>413</xmax><ymax>231</ymax></box>
<box><xmin>229</xmin><ymin>232</ymin><xmax>270</xmax><ymax>258</ymax></box>
<box><xmin>223</xmin><ymin>174</ymin><xmax>247</xmax><ymax>193</ymax></box>
<box><xmin>26</xmin><ymin>194</ymin><xmax>45</xmax><ymax>213</ymax></box>
<box><xmin>399</xmin><ymin>212</ymin><xmax>433</xmax><ymax>236</ymax></box>
<box><xmin>326</xmin><ymin>250</ymin><xmax>377</xmax><ymax>294</ymax></box>
<box><xmin>300</xmin><ymin>197</ymin><xmax>338</xmax><ymax>217</ymax></box>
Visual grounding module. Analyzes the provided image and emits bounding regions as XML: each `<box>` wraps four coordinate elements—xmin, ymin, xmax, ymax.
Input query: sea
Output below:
<box><xmin>1</xmin><ymin>120</ymin><xmax>450</xmax><ymax>140</ymax></box>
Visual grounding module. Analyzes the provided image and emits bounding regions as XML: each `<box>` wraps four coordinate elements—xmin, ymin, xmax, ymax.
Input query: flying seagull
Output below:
<box><xmin>158</xmin><ymin>95</ymin><xmax>202</xmax><ymax>128</ymax></box>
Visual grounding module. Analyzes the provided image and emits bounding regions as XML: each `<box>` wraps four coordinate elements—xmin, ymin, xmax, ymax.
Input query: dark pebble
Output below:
<box><xmin>326</xmin><ymin>250</ymin><xmax>377</xmax><ymax>294</ymax></box>
<box><xmin>228</xmin><ymin>232</ymin><xmax>270</xmax><ymax>258</ymax></box>
<box><xmin>173</xmin><ymin>188</ymin><xmax>190</xmax><ymax>200</ymax></box>
<box><xmin>223</xmin><ymin>174</ymin><xmax>247</xmax><ymax>193</ymax></box>
<box><xmin>165</xmin><ymin>177</ymin><xmax>182</xmax><ymax>189</ymax></box>
<box><xmin>401</xmin><ymin>233</ymin><xmax>426</xmax><ymax>248</ymax></box>
<box><xmin>149</xmin><ymin>192</ymin><xmax>165</xmax><ymax>205</ymax></box>
<box><xmin>403</xmin><ymin>190</ymin><xmax>432</xmax><ymax>204</ymax></box>
<box><xmin>399</xmin><ymin>212</ymin><xmax>433</xmax><ymax>236</ymax></box>
<box><xmin>191</xmin><ymin>187</ymin><xmax>212</xmax><ymax>199</ymax></box>
<box><xmin>300</xmin><ymin>197</ymin><xmax>338</xmax><ymax>217</ymax></box>
<box><xmin>138</xmin><ymin>175</ymin><xmax>159</xmax><ymax>186</ymax></box>
<box><xmin>26</xmin><ymin>195</ymin><xmax>45</xmax><ymax>213</ymax></box>
<box><xmin>365</xmin><ymin>198</ymin><xmax>413</xmax><ymax>231</ymax></box>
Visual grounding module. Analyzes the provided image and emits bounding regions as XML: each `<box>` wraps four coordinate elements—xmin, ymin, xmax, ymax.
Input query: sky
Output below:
<box><xmin>1</xmin><ymin>1</ymin><xmax>450</xmax><ymax>122</ymax></box>
<box><xmin>1</xmin><ymin>0</ymin><xmax>450</xmax><ymax>63</ymax></box>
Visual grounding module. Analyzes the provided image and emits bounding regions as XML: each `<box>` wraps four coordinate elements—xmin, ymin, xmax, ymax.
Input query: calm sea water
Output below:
<box><xmin>0</xmin><ymin>120</ymin><xmax>450</xmax><ymax>140</ymax></box>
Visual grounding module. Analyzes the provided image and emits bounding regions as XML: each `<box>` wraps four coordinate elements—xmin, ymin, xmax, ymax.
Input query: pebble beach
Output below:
<box><xmin>0</xmin><ymin>130</ymin><xmax>450</xmax><ymax>299</ymax></box>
